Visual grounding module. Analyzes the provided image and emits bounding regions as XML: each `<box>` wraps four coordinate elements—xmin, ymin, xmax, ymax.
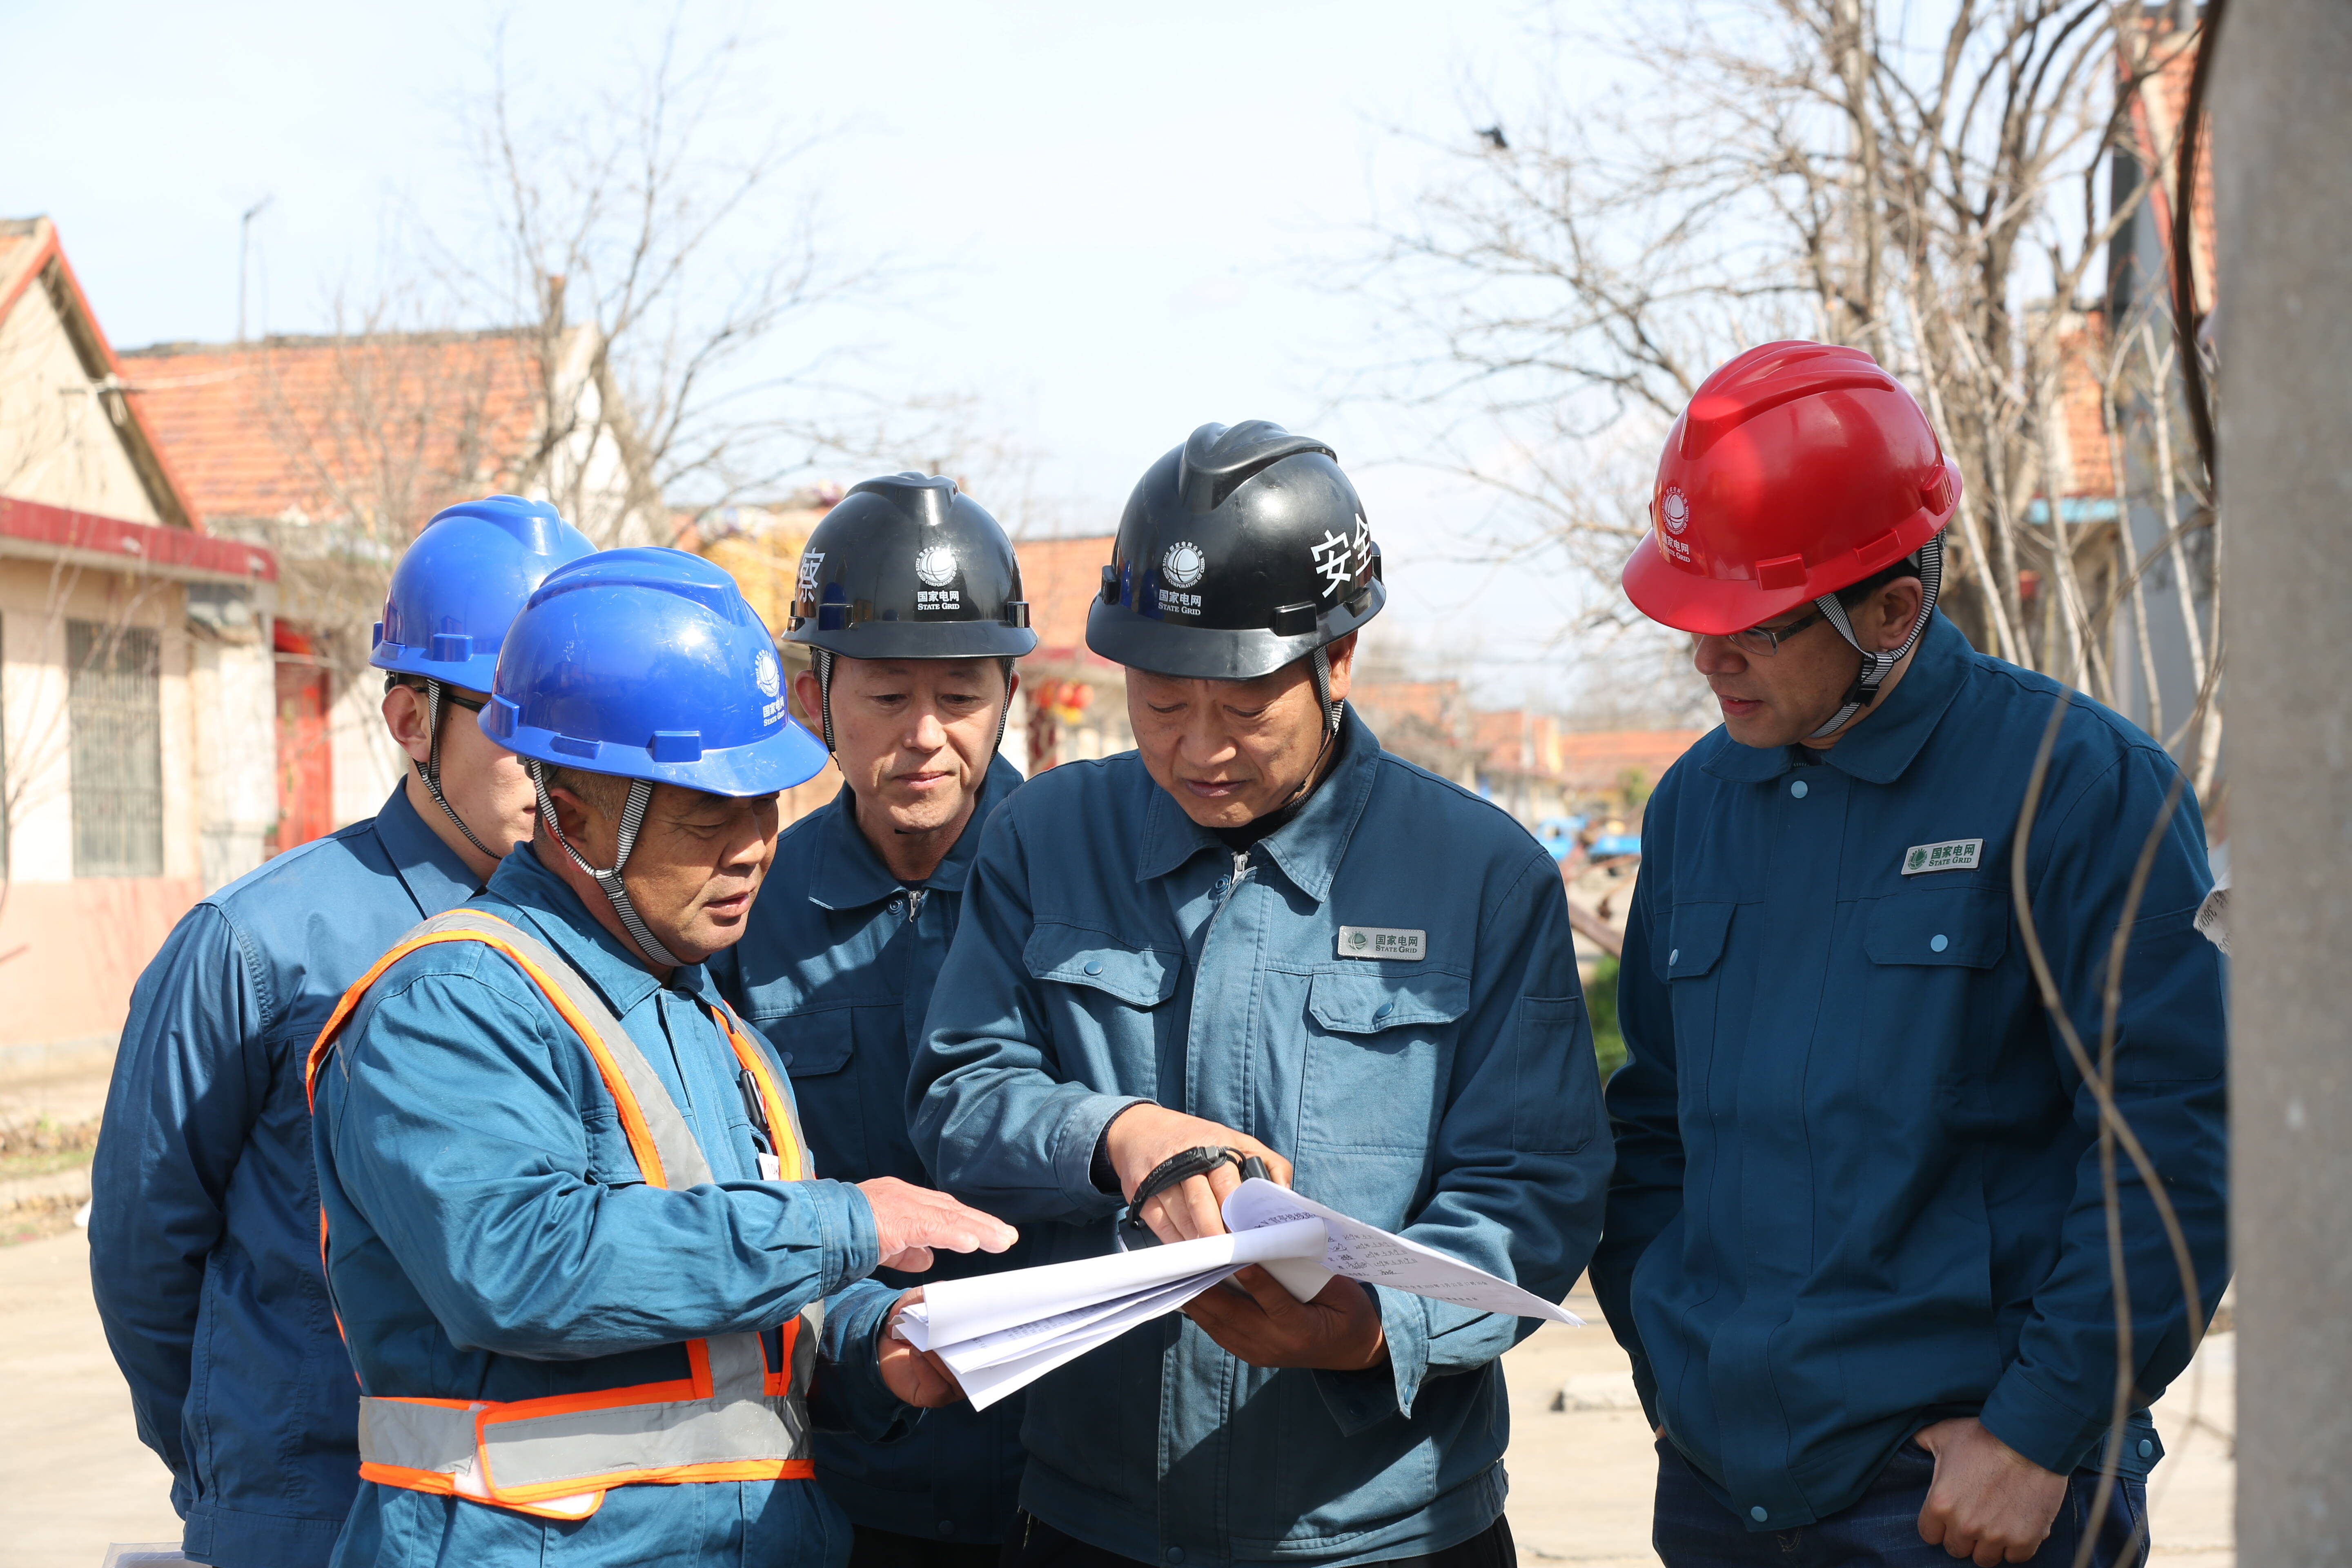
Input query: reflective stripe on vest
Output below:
<box><xmin>305</xmin><ymin>908</ymin><xmax>820</xmax><ymax>1520</ymax></box>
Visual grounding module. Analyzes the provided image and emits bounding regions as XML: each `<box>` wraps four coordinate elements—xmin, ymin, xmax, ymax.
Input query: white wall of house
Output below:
<box><xmin>330</xmin><ymin>654</ymin><xmax>408</xmax><ymax>828</ymax></box>
<box><xmin>0</xmin><ymin>561</ymin><xmax>199</xmax><ymax>883</ymax></box>
<box><xmin>0</xmin><ymin>279</ymin><xmax>163</xmax><ymax>525</ymax></box>
<box><xmin>185</xmin><ymin>585</ymin><xmax>278</xmax><ymax>891</ymax></box>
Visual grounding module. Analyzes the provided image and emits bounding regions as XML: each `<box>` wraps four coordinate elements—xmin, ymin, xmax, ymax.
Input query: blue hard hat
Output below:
<box><xmin>480</xmin><ymin>547</ymin><xmax>829</xmax><ymax>797</ymax></box>
<box><xmin>372</xmin><ymin>495</ymin><xmax>597</xmax><ymax>690</ymax></box>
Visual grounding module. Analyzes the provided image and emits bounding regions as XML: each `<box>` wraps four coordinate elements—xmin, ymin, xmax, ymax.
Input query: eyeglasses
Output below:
<box><xmin>1722</xmin><ymin>608</ymin><xmax>1825</xmax><ymax>657</ymax></box>
<box><xmin>391</xmin><ymin>676</ymin><xmax>489</xmax><ymax>712</ymax></box>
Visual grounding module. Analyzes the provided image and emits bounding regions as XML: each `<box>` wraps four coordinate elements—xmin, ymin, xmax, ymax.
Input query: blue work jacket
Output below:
<box><xmin>1590</xmin><ymin>613</ymin><xmax>2230</xmax><ymax>1533</ymax></box>
<box><xmin>90</xmin><ymin>784</ymin><xmax>474</xmax><ymax>1568</ymax></box>
<box><xmin>712</xmin><ymin>755</ymin><xmax>1031</xmax><ymax>1546</ymax></box>
<box><xmin>910</xmin><ymin>710</ymin><xmax>1612</xmax><ymax>1568</ymax></box>
<box><xmin>310</xmin><ymin>842</ymin><xmax>909</xmax><ymax>1568</ymax></box>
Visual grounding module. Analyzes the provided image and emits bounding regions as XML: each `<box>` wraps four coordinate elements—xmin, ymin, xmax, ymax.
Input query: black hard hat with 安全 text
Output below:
<box><xmin>1085</xmin><ymin>420</ymin><xmax>1384</xmax><ymax>681</ymax></box>
<box><xmin>785</xmin><ymin>473</ymin><xmax>1037</xmax><ymax>661</ymax></box>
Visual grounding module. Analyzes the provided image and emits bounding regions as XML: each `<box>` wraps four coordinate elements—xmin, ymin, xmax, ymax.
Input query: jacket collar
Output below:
<box><xmin>374</xmin><ymin>781</ymin><xmax>483</xmax><ymax>917</ymax></box>
<box><xmin>806</xmin><ymin>753</ymin><xmax>1025</xmax><ymax>911</ymax></box>
<box><xmin>1135</xmin><ymin>705</ymin><xmax>1381</xmax><ymax>905</ymax></box>
<box><xmin>483</xmin><ymin>839</ymin><xmax>720</xmax><ymax>1017</ymax></box>
<box><xmin>1702</xmin><ymin>611</ymin><xmax>1974</xmax><ymax>787</ymax></box>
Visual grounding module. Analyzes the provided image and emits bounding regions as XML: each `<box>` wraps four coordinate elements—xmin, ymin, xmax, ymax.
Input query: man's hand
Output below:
<box><xmin>876</xmin><ymin>1289</ymin><xmax>963</xmax><ymax>1407</ymax></box>
<box><xmin>1914</xmin><ymin>1417</ymin><xmax>2069</xmax><ymax>1566</ymax></box>
<box><xmin>855</xmin><ymin>1177</ymin><xmax>1018</xmax><ymax>1273</ymax></box>
<box><xmin>1180</xmin><ymin>1267</ymin><xmax>1388</xmax><ymax>1371</ymax></box>
<box><xmin>1104</xmin><ymin>1105</ymin><xmax>1292</xmax><ymax>1243</ymax></box>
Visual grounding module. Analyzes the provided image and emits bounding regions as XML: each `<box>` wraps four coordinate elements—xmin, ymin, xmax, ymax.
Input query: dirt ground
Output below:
<box><xmin>0</xmin><ymin>1236</ymin><xmax>2235</xmax><ymax>1568</ymax></box>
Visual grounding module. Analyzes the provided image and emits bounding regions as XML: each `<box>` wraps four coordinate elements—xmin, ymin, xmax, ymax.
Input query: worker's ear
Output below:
<box><xmin>791</xmin><ymin>668</ymin><xmax>825</xmax><ymax>730</ymax></box>
<box><xmin>380</xmin><ymin>682</ymin><xmax>434</xmax><ymax>765</ymax></box>
<box><xmin>1864</xmin><ymin>578</ymin><xmax>1924</xmax><ymax>652</ymax></box>
<box><xmin>1321</xmin><ymin>632</ymin><xmax>1359</xmax><ymax>705</ymax></box>
<box><xmin>540</xmin><ymin>782</ymin><xmax>605</xmax><ymax>850</ymax></box>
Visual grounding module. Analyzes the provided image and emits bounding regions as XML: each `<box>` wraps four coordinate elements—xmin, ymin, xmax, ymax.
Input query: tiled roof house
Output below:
<box><xmin>0</xmin><ymin>216</ymin><xmax>281</xmax><ymax>1052</ymax></box>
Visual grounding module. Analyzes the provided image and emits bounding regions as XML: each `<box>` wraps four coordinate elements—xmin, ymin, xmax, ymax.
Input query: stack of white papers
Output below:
<box><xmin>894</xmin><ymin>1179</ymin><xmax>1578</xmax><ymax>1409</ymax></box>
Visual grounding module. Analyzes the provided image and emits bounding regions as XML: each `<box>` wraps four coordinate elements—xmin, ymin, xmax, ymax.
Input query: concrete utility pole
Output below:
<box><xmin>2215</xmin><ymin>2</ymin><xmax>2352</xmax><ymax>1559</ymax></box>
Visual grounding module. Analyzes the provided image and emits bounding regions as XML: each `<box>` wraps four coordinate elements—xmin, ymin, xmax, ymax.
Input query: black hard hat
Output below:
<box><xmin>1085</xmin><ymin>421</ymin><xmax>1384</xmax><ymax>681</ymax></box>
<box><xmin>785</xmin><ymin>473</ymin><xmax>1037</xmax><ymax>660</ymax></box>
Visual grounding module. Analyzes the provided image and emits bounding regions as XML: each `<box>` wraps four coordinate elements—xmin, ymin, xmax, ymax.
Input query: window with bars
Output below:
<box><xmin>69</xmin><ymin>619</ymin><xmax>163</xmax><ymax>878</ymax></box>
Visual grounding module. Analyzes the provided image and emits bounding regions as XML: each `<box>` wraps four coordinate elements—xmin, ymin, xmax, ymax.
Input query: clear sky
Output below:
<box><xmin>1</xmin><ymin>0</ymin><xmax>1661</xmax><ymax>711</ymax></box>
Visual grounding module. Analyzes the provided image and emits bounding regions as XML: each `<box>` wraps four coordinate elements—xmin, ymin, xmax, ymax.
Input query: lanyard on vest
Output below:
<box><xmin>306</xmin><ymin>907</ymin><xmax>818</xmax><ymax>1521</ymax></box>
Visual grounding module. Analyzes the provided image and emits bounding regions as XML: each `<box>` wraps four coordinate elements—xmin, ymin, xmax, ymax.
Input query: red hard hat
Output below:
<box><xmin>1621</xmin><ymin>341</ymin><xmax>1962</xmax><ymax>635</ymax></box>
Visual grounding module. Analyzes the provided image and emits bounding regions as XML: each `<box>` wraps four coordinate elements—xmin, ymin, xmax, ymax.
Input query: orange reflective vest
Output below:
<box><xmin>306</xmin><ymin>908</ymin><xmax>818</xmax><ymax>1521</ymax></box>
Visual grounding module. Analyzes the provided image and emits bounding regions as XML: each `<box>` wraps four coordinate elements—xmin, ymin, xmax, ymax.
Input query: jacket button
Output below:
<box><xmin>2138</xmin><ymin>1438</ymin><xmax>2154</xmax><ymax>1458</ymax></box>
<box><xmin>1375</xmin><ymin>1004</ymin><xmax>1394</xmax><ymax>1020</ymax></box>
<box><xmin>1789</xmin><ymin>779</ymin><xmax>1809</xmax><ymax>798</ymax></box>
<box><xmin>1167</xmin><ymin>1551</ymin><xmax>1185</xmax><ymax>1565</ymax></box>
<box><xmin>937</xmin><ymin>1521</ymin><xmax>955</xmax><ymax>1537</ymax></box>
<box><xmin>1668</xmin><ymin>948</ymin><xmax>1680</xmax><ymax>965</ymax></box>
<box><xmin>1085</xmin><ymin>960</ymin><xmax>1104</xmax><ymax>976</ymax></box>
<box><xmin>1930</xmin><ymin>934</ymin><xmax>1949</xmax><ymax>953</ymax></box>
<box><xmin>1749</xmin><ymin>1506</ymin><xmax>1768</xmax><ymax>1522</ymax></box>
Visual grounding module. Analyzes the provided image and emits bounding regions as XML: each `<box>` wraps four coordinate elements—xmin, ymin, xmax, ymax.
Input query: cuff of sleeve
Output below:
<box><xmin>812</xmin><ymin>1279</ymin><xmax>918</xmax><ymax>1443</ymax></box>
<box><xmin>1978</xmin><ymin>1363</ymin><xmax>2109</xmax><ymax>1476</ymax></box>
<box><xmin>1054</xmin><ymin>1094</ymin><xmax>1153</xmax><ymax>1216</ymax></box>
<box><xmin>811</xmin><ymin>1179</ymin><xmax>883</xmax><ymax>1296</ymax></box>
<box><xmin>1313</xmin><ymin>1285</ymin><xmax>1429</xmax><ymax>1436</ymax></box>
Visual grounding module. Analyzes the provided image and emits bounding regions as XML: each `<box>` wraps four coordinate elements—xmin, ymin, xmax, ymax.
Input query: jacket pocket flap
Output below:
<box><xmin>1656</xmin><ymin>902</ymin><xmax>1736</xmax><ymax>981</ymax></box>
<box><xmin>1864</xmin><ymin>885</ymin><xmax>2010</xmax><ymax>968</ymax></box>
<box><xmin>1308</xmin><ymin>967</ymin><xmax>1472</xmax><ymax>1034</ymax></box>
<box><xmin>1023</xmin><ymin>922</ymin><xmax>1179</xmax><ymax>1007</ymax></box>
<box><xmin>776</xmin><ymin>1010</ymin><xmax>855</xmax><ymax>1076</ymax></box>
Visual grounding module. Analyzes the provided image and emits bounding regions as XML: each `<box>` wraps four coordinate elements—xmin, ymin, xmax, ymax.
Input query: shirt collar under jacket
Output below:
<box><xmin>1133</xmin><ymin>704</ymin><xmax>1381</xmax><ymax>904</ymax></box>
<box><xmin>1702</xmin><ymin>610</ymin><xmax>1975</xmax><ymax>788</ymax></box>
<box><xmin>372</xmin><ymin>779</ymin><xmax>486</xmax><ymax>910</ymax></box>
<box><xmin>806</xmin><ymin>753</ymin><xmax>1025</xmax><ymax>911</ymax></box>
<box><xmin>481</xmin><ymin>834</ymin><xmax>727</xmax><ymax>1018</ymax></box>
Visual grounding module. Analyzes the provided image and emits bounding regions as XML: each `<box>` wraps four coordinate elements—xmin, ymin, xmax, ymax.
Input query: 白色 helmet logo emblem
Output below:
<box><xmin>753</xmin><ymin>648</ymin><xmax>781</xmax><ymax>699</ymax></box>
<box><xmin>1661</xmin><ymin>486</ymin><xmax>1691</xmax><ymax>535</ymax></box>
<box><xmin>795</xmin><ymin>550</ymin><xmax>824</xmax><ymax>609</ymax></box>
<box><xmin>1161</xmin><ymin>541</ymin><xmax>1206</xmax><ymax>590</ymax></box>
<box><xmin>915</xmin><ymin>545</ymin><xmax>958</xmax><ymax>588</ymax></box>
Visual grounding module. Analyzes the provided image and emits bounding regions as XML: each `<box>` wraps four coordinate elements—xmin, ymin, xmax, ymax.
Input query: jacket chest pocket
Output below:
<box><xmin>1023</xmin><ymin>921</ymin><xmax>1180</xmax><ymax>1006</ymax></box>
<box><xmin>1860</xmin><ymin>884</ymin><xmax>2031</xmax><ymax>1132</ymax></box>
<box><xmin>1862</xmin><ymin>884</ymin><xmax>2010</xmax><ymax>969</ymax></box>
<box><xmin>1298</xmin><ymin>966</ymin><xmax>1469</xmax><ymax>1154</ymax></box>
<box><xmin>1653</xmin><ymin>902</ymin><xmax>1738</xmax><ymax>1087</ymax></box>
<box><xmin>772</xmin><ymin>1009</ymin><xmax>867</xmax><ymax>1178</ymax></box>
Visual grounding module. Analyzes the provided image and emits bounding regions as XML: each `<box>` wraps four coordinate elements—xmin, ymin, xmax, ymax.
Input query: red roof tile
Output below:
<box><xmin>118</xmin><ymin>331</ymin><xmax>544</xmax><ymax>532</ymax></box>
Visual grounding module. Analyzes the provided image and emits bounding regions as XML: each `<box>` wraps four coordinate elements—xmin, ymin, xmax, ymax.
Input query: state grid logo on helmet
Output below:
<box><xmin>1661</xmin><ymin>486</ymin><xmax>1691</xmax><ymax>535</ymax></box>
<box><xmin>1161</xmin><ymin>541</ymin><xmax>1206</xmax><ymax>589</ymax></box>
<box><xmin>914</xmin><ymin>543</ymin><xmax>960</xmax><ymax>610</ymax></box>
<box><xmin>754</xmin><ymin>647</ymin><xmax>784</xmax><ymax>724</ymax></box>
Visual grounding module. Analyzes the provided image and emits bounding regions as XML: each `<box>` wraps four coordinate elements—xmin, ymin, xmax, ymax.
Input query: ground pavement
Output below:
<box><xmin>0</xmin><ymin>1241</ymin><xmax>2235</xmax><ymax>1568</ymax></box>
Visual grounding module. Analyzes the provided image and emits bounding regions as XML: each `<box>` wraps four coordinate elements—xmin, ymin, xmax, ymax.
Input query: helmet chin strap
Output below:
<box><xmin>1806</xmin><ymin>532</ymin><xmax>1944</xmax><ymax>741</ymax></box>
<box><xmin>996</xmin><ymin>657</ymin><xmax>1017</xmax><ymax>755</ymax></box>
<box><xmin>812</xmin><ymin>648</ymin><xmax>838</xmax><ymax>751</ymax></box>
<box><xmin>526</xmin><ymin>760</ymin><xmax>682</xmax><ymax>968</ymax></box>
<box><xmin>412</xmin><ymin>677</ymin><xmax>498</xmax><ymax>862</ymax></box>
<box><xmin>1310</xmin><ymin>645</ymin><xmax>1343</xmax><ymax>738</ymax></box>
<box><xmin>1275</xmin><ymin>646</ymin><xmax>1347</xmax><ymax>814</ymax></box>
